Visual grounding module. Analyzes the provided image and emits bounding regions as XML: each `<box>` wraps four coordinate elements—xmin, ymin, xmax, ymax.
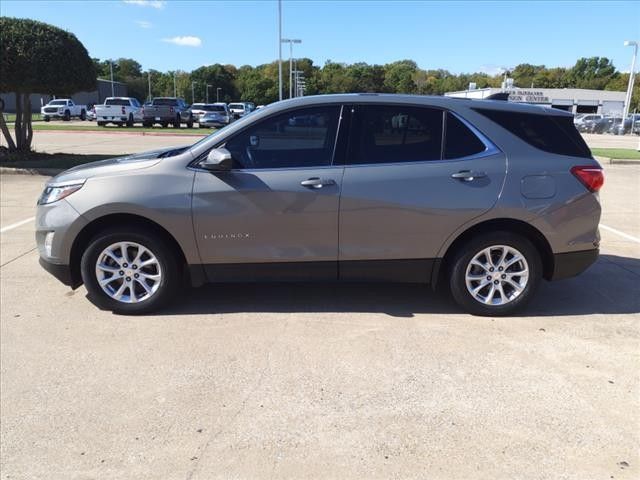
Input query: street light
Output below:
<box><xmin>623</xmin><ymin>40</ymin><xmax>638</xmax><ymax>121</ymax></box>
<box><xmin>216</xmin><ymin>87</ymin><xmax>222</xmax><ymax>103</ymax></box>
<box><xmin>278</xmin><ymin>0</ymin><xmax>282</xmax><ymax>101</ymax></box>
<box><xmin>281</xmin><ymin>38</ymin><xmax>301</xmax><ymax>99</ymax></box>
<box><xmin>109</xmin><ymin>60</ymin><xmax>115</xmax><ymax>96</ymax></box>
<box><xmin>191</xmin><ymin>81</ymin><xmax>196</xmax><ymax>104</ymax></box>
<box><xmin>206</xmin><ymin>84</ymin><xmax>212</xmax><ymax>104</ymax></box>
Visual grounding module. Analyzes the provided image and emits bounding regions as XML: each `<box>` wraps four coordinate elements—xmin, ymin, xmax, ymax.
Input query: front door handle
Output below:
<box><xmin>451</xmin><ymin>170</ymin><xmax>487</xmax><ymax>182</ymax></box>
<box><xmin>300</xmin><ymin>177</ymin><xmax>336</xmax><ymax>189</ymax></box>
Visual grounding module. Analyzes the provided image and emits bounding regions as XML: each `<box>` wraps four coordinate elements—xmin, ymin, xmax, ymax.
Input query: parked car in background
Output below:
<box><xmin>142</xmin><ymin>97</ymin><xmax>194</xmax><ymax>128</ymax></box>
<box><xmin>41</xmin><ymin>99</ymin><xmax>87</xmax><ymax>121</ymax></box>
<box><xmin>190</xmin><ymin>103</ymin><xmax>229</xmax><ymax>121</ymax></box>
<box><xmin>198</xmin><ymin>104</ymin><xmax>232</xmax><ymax>128</ymax></box>
<box><xmin>575</xmin><ymin>114</ymin><xmax>605</xmax><ymax>133</ymax></box>
<box><xmin>228</xmin><ymin>102</ymin><xmax>256</xmax><ymax>119</ymax></box>
<box><xmin>86</xmin><ymin>103</ymin><xmax>97</xmax><ymax>121</ymax></box>
<box><xmin>588</xmin><ymin>116</ymin><xmax>617</xmax><ymax>134</ymax></box>
<box><xmin>36</xmin><ymin>94</ymin><xmax>603</xmax><ymax>317</ymax></box>
<box><xmin>95</xmin><ymin>97</ymin><xmax>143</xmax><ymax>127</ymax></box>
<box><xmin>612</xmin><ymin>114</ymin><xmax>640</xmax><ymax>135</ymax></box>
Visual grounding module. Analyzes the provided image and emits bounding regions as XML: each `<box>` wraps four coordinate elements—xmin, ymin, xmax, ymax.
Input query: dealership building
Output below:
<box><xmin>445</xmin><ymin>86</ymin><xmax>627</xmax><ymax>115</ymax></box>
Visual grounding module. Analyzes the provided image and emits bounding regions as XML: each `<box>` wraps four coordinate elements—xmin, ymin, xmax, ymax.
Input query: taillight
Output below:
<box><xmin>571</xmin><ymin>166</ymin><xmax>604</xmax><ymax>193</ymax></box>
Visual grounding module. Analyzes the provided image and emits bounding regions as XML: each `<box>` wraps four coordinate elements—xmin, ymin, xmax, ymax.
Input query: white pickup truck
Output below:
<box><xmin>41</xmin><ymin>99</ymin><xmax>87</xmax><ymax>121</ymax></box>
<box><xmin>95</xmin><ymin>97</ymin><xmax>143</xmax><ymax>127</ymax></box>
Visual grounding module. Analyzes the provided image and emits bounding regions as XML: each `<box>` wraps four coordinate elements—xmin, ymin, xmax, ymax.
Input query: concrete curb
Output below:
<box><xmin>0</xmin><ymin>166</ymin><xmax>62</xmax><ymax>176</ymax></box>
<box><xmin>593</xmin><ymin>155</ymin><xmax>640</xmax><ymax>166</ymax></box>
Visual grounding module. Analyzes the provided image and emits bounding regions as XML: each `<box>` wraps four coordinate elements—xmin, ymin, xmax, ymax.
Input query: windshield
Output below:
<box><xmin>229</xmin><ymin>104</ymin><xmax>244</xmax><ymax>110</ymax></box>
<box><xmin>203</xmin><ymin>105</ymin><xmax>226</xmax><ymax>112</ymax></box>
<box><xmin>49</xmin><ymin>100</ymin><xmax>67</xmax><ymax>105</ymax></box>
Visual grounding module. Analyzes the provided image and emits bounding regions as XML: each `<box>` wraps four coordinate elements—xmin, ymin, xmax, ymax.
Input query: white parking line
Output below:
<box><xmin>600</xmin><ymin>224</ymin><xmax>640</xmax><ymax>244</ymax></box>
<box><xmin>0</xmin><ymin>217</ymin><xmax>35</xmax><ymax>234</ymax></box>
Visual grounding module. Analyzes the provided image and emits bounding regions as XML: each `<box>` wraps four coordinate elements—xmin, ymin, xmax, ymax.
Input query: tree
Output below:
<box><xmin>0</xmin><ymin>17</ymin><xmax>96</xmax><ymax>152</ymax></box>
<box><xmin>567</xmin><ymin>57</ymin><xmax>617</xmax><ymax>89</ymax></box>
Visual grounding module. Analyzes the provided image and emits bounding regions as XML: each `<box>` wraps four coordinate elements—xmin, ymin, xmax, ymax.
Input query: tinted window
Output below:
<box><xmin>153</xmin><ymin>98</ymin><xmax>178</xmax><ymax>106</ymax></box>
<box><xmin>203</xmin><ymin>105</ymin><xmax>226</xmax><ymax>112</ymax></box>
<box><xmin>444</xmin><ymin>112</ymin><xmax>487</xmax><ymax>159</ymax></box>
<box><xmin>105</xmin><ymin>98</ymin><xmax>131</xmax><ymax>106</ymax></box>
<box><xmin>351</xmin><ymin>105</ymin><xmax>443</xmax><ymax>165</ymax></box>
<box><xmin>225</xmin><ymin>106</ymin><xmax>340</xmax><ymax>169</ymax></box>
<box><xmin>474</xmin><ymin>108</ymin><xmax>591</xmax><ymax>158</ymax></box>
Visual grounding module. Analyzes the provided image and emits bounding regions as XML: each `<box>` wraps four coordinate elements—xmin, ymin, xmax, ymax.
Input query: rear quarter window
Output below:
<box><xmin>473</xmin><ymin>108</ymin><xmax>591</xmax><ymax>158</ymax></box>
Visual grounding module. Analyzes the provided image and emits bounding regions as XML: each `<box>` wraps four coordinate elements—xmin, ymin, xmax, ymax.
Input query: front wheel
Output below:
<box><xmin>448</xmin><ymin>232</ymin><xmax>542</xmax><ymax>316</ymax></box>
<box><xmin>63</xmin><ymin>110</ymin><xmax>71</xmax><ymax>121</ymax></box>
<box><xmin>80</xmin><ymin>228</ymin><xmax>181</xmax><ymax>314</ymax></box>
<box><xmin>80</xmin><ymin>109</ymin><xmax>86</xmax><ymax>121</ymax></box>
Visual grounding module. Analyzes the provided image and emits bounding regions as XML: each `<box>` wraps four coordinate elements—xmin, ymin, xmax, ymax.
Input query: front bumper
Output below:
<box><xmin>550</xmin><ymin>249</ymin><xmax>599</xmax><ymax>280</ymax></box>
<box><xmin>39</xmin><ymin>257</ymin><xmax>79</xmax><ymax>287</ymax></box>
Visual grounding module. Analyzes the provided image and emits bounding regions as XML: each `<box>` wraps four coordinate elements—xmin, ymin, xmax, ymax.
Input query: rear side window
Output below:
<box><xmin>474</xmin><ymin>108</ymin><xmax>591</xmax><ymax>158</ymax></box>
<box><xmin>444</xmin><ymin>112</ymin><xmax>487</xmax><ymax>159</ymax></box>
<box><xmin>153</xmin><ymin>98</ymin><xmax>178</xmax><ymax>106</ymax></box>
<box><xmin>351</xmin><ymin>105</ymin><xmax>443</xmax><ymax>164</ymax></box>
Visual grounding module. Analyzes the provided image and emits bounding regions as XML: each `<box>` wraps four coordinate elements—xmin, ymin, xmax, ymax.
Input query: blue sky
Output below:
<box><xmin>2</xmin><ymin>0</ymin><xmax>639</xmax><ymax>74</ymax></box>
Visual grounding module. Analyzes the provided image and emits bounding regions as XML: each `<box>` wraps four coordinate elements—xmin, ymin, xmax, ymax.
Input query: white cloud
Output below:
<box><xmin>478</xmin><ymin>65</ymin><xmax>509</xmax><ymax>76</ymax></box>
<box><xmin>123</xmin><ymin>0</ymin><xmax>166</xmax><ymax>9</ymax></box>
<box><xmin>136</xmin><ymin>20</ymin><xmax>152</xmax><ymax>28</ymax></box>
<box><xmin>162</xmin><ymin>36</ymin><xmax>202</xmax><ymax>47</ymax></box>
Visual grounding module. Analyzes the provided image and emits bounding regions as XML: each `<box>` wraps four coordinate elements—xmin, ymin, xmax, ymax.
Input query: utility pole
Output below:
<box><xmin>109</xmin><ymin>60</ymin><xmax>115</xmax><ymax>96</ymax></box>
<box><xmin>191</xmin><ymin>81</ymin><xmax>195</xmax><ymax>104</ymax></box>
<box><xmin>206</xmin><ymin>84</ymin><xmax>212</xmax><ymax>103</ymax></box>
<box><xmin>148</xmin><ymin>71</ymin><xmax>152</xmax><ymax>101</ymax></box>
<box><xmin>623</xmin><ymin>40</ymin><xmax>638</xmax><ymax>121</ymax></box>
<box><xmin>173</xmin><ymin>73</ymin><xmax>177</xmax><ymax>97</ymax></box>
<box><xmin>281</xmin><ymin>38</ymin><xmax>301</xmax><ymax>99</ymax></box>
<box><xmin>216</xmin><ymin>87</ymin><xmax>221</xmax><ymax>103</ymax></box>
<box><xmin>278</xmin><ymin>0</ymin><xmax>282</xmax><ymax>101</ymax></box>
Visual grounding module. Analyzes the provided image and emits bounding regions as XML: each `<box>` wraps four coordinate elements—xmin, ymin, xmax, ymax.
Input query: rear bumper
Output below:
<box><xmin>550</xmin><ymin>249</ymin><xmax>599</xmax><ymax>280</ymax></box>
<box><xmin>39</xmin><ymin>257</ymin><xmax>79</xmax><ymax>288</ymax></box>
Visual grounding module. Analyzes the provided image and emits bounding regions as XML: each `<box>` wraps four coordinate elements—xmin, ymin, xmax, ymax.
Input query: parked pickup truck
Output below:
<box><xmin>95</xmin><ymin>97</ymin><xmax>143</xmax><ymax>127</ymax></box>
<box><xmin>41</xmin><ymin>99</ymin><xmax>87</xmax><ymax>121</ymax></box>
<box><xmin>142</xmin><ymin>97</ymin><xmax>194</xmax><ymax>128</ymax></box>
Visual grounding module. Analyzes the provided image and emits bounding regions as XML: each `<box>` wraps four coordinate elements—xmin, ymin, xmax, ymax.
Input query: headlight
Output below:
<box><xmin>38</xmin><ymin>181</ymin><xmax>85</xmax><ymax>205</ymax></box>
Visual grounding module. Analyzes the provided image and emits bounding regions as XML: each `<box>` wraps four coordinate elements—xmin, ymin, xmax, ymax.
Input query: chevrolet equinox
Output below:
<box><xmin>37</xmin><ymin>94</ymin><xmax>603</xmax><ymax>316</ymax></box>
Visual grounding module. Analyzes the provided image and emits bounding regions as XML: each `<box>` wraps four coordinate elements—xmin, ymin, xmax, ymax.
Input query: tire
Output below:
<box><xmin>143</xmin><ymin>122</ymin><xmax>152</xmax><ymax>128</ymax></box>
<box><xmin>173</xmin><ymin>116</ymin><xmax>181</xmax><ymax>128</ymax></box>
<box><xmin>63</xmin><ymin>110</ymin><xmax>71</xmax><ymax>121</ymax></box>
<box><xmin>80</xmin><ymin>110</ymin><xmax>86</xmax><ymax>121</ymax></box>
<box><xmin>186</xmin><ymin>118</ymin><xmax>194</xmax><ymax>129</ymax></box>
<box><xmin>117</xmin><ymin>122</ymin><xmax>124</xmax><ymax>128</ymax></box>
<box><xmin>97</xmin><ymin>121</ymin><xmax>106</xmax><ymax>127</ymax></box>
<box><xmin>44</xmin><ymin>116</ymin><xmax>50</xmax><ymax>122</ymax></box>
<box><xmin>126</xmin><ymin>114</ymin><xmax>134</xmax><ymax>127</ymax></box>
<box><xmin>161</xmin><ymin>122</ymin><xmax>168</xmax><ymax>128</ymax></box>
<box><xmin>80</xmin><ymin>227</ymin><xmax>181</xmax><ymax>314</ymax></box>
<box><xmin>448</xmin><ymin>231</ymin><xmax>542</xmax><ymax>316</ymax></box>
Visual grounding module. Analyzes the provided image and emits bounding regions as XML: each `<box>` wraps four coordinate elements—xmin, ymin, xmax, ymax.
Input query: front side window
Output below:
<box><xmin>225</xmin><ymin>106</ymin><xmax>341</xmax><ymax>169</ymax></box>
<box><xmin>350</xmin><ymin>105</ymin><xmax>443</xmax><ymax>165</ymax></box>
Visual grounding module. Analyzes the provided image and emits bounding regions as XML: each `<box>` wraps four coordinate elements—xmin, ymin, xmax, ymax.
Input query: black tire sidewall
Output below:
<box><xmin>449</xmin><ymin>232</ymin><xmax>542</xmax><ymax>316</ymax></box>
<box><xmin>80</xmin><ymin>229</ymin><xmax>179</xmax><ymax>314</ymax></box>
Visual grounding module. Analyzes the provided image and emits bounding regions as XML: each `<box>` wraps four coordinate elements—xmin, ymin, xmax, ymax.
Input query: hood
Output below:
<box><xmin>50</xmin><ymin>146</ymin><xmax>191</xmax><ymax>184</ymax></box>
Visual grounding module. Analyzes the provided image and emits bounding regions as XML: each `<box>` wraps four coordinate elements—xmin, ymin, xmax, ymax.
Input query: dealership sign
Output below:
<box><xmin>508</xmin><ymin>90</ymin><xmax>550</xmax><ymax>103</ymax></box>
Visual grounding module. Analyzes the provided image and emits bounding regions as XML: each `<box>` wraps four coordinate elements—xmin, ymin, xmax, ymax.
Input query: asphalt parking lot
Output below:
<box><xmin>1</xmin><ymin>161</ymin><xmax>639</xmax><ymax>478</ymax></box>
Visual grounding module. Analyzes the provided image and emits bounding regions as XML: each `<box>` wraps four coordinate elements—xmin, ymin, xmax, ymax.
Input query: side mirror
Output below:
<box><xmin>201</xmin><ymin>147</ymin><xmax>233</xmax><ymax>171</ymax></box>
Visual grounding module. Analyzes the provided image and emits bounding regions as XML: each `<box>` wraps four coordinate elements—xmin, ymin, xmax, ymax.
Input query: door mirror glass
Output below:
<box><xmin>201</xmin><ymin>147</ymin><xmax>233</xmax><ymax>171</ymax></box>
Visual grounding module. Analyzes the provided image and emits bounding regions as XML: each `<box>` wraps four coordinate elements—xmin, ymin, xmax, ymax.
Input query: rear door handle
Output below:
<box><xmin>300</xmin><ymin>177</ymin><xmax>336</xmax><ymax>189</ymax></box>
<box><xmin>451</xmin><ymin>170</ymin><xmax>487</xmax><ymax>182</ymax></box>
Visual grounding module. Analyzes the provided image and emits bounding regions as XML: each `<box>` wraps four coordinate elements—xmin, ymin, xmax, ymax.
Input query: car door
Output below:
<box><xmin>338</xmin><ymin>104</ymin><xmax>506</xmax><ymax>282</ymax></box>
<box><xmin>192</xmin><ymin>105</ymin><xmax>345</xmax><ymax>281</ymax></box>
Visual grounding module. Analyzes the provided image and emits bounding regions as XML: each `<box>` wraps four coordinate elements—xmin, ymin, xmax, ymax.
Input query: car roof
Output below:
<box><xmin>262</xmin><ymin>93</ymin><xmax>573</xmax><ymax>118</ymax></box>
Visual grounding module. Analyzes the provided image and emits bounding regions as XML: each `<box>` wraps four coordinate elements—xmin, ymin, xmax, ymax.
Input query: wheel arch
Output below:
<box><xmin>69</xmin><ymin>213</ymin><xmax>189</xmax><ymax>287</ymax></box>
<box><xmin>432</xmin><ymin>218</ymin><xmax>554</xmax><ymax>289</ymax></box>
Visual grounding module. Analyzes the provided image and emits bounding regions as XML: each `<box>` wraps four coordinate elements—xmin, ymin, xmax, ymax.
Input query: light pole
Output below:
<box><xmin>206</xmin><ymin>84</ymin><xmax>212</xmax><ymax>103</ymax></box>
<box><xmin>191</xmin><ymin>81</ymin><xmax>196</xmax><ymax>104</ymax></box>
<box><xmin>216</xmin><ymin>87</ymin><xmax>221</xmax><ymax>103</ymax></box>
<box><xmin>173</xmin><ymin>73</ymin><xmax>177</xmax><ymax>97</ymax></box>
<box><xmin>623</xmin><ymin>40</ymin><xmax>638</xmax><ymax>121</ymax></box>
<box><xmin>281</xmin><ymin>38</ymin><xmax>301</xmax><ymax>99</ymax></box>
<box><xmin>148</xmin><ymin>71</ymin><xmax>151</xmax><ymax>101</ymax></box>
<box><xmin>109</xmin><ymin>60</ymin><xmax>115</xmax><ymax>96</ymax></box>
<box><xmin>278</xmin><ymin>0</ymin><xmax>282</xmax><ymax>101</ymax></box>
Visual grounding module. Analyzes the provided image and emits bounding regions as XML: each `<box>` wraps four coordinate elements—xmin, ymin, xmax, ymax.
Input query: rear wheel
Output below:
<box><xmin>448</xmin><ymin>232</ymin><xmax>542</xmax><ymax>316</ymax></box>
<box><xmin>173</xmin><ymin>116</ymin><xmax>181</xmax><ymax>128</ymax></box>
<box><xmin>44</xmin><ymin>116</ymin><xmax>50</xmax><ymax>122</ymax></box>
<box><xmin>80</xmin><ymin>228</ymin><xmax>180</xmax><ymax>314</ymax></box>
<box><xmin>126</xmin><ymin>114</ymin><xmax>134</xmax><ymax>127</ymax></box>
<box><xmin>97</xmin><ymin>121</ymin><xmax>106</xmax><ymax>127</ymax></box>
<box><xmin>80</xmin><ymin>109</ymin><xmax>86</xmax><ymax>121</ymax></box>
<box><xmin>161</xmin><ymin>122</ymin><xmax>168</xmax><ymax>128</ymax></box>
<box><xmin>143</xmin><ymin>121</ymin><xmax>152</xmax><ymax>128</ymax></box>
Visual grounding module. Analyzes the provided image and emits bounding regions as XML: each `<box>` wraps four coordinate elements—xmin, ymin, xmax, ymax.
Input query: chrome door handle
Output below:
<box><xmin>451</xmin><ymin>170</ymin><xmax>487</xmax><ymax>182</ymax></box>
<box><xmin>300</xmin><ymin>177</ymin><xmax>336</xmax><ymax>189</ymax></box>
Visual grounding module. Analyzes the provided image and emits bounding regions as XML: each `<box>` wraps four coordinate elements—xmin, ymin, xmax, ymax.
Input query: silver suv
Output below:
<box><xmin>36</xmin><ymin>94</ymin><xmax>603</xmax><ymax>316</ymax></box>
